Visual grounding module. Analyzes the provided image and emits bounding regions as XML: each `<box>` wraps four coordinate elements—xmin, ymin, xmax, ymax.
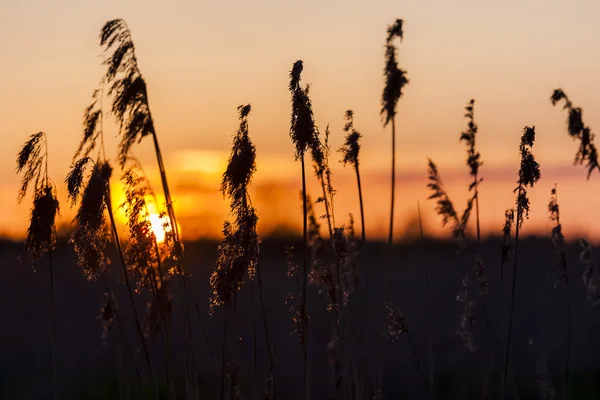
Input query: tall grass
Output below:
<box><xmin>460</xmin><ymin>99</ymin><xmax>483</xmax><ymax>243</ymax></box>
<box><xmin>501</xmin><ymin>126</ymin><xmax>541</xmax><ymax>396</ymax></box>
<box><xmin>340</xmin><ymin>110</ymin><xmax>366</xmax><ymax>242</ymax></box>
<box><xmin>69</xmin><ymin>85</ymin><xmax>167</xmax><ymax>397</ymax></box>
<box><xmin>289</xmin><ymin>59</ymin><xmax>318</xmax><ymax>400</ymax></box>
<box><xmin>16</xmin><ymin>131</ymin><xmax>60</xmax><ymax>398</ymax></box>
<box><xmin>548</xmin><ymin>185</ymin><xmax>572</xmax><ymax>400</ymax></box>
<box><xmin>381</xmin><ymin>19</ymin><xmax>409</xmax><ymax>244</ymax></box>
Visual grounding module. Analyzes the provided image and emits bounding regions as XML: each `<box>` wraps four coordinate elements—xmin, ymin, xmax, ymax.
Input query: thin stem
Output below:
<box><xmin>388</xmin><ymin>118</ymin><xmax>396</xmax><ymax>244</ymax></box>
<box><xmin>48</xmin><ymin>249</ymin><xmax>58</xmax><ymax>399</ymax></box>
<box><xmin>407</xmin><ymin>332</ymin><xmax>431</xmax><ymax>397</ymax></box>
<box><xmin>563</xmin><ymin>253</ymin><xmax>571</xmax><ymax>400</ymax></box>
<box><xmin>501</xmin><ymin>206</ymin><xmax>521</xmax><ymax>397</ymax></box>
<box><xmin>256</xmin><ymin>254</ymin><xmax>278</xmax><ymax>398</ymax></box>
<box><xmin>417</xmin><ymin>202</ymin><xmax>434</xmax><ymax>397</ymax></box>
<box><xmin>220</xmin><ymin>306</ymin><xmax>229</xmax><ymax>400</ymax></box>
<box><xmin>301</xmin><ymin>152</ymin><xmax>310</xmax><ymax>400</ymax></box>
<box><xmin>318</xmin><ymin>171</ymin><xmax>334</xmax><ymax>238</ymax></box>
<box><xmin>356</xmin><ymin>166</ymin><xmax>366</xmax><ymax>242</ymax></box>
<box><xmin>251</xmin><ymin>280</ymin><xmax>258</xmax><ymax>400</ymax></box>
<box><xmin>474</xmin><ymin>174</ymin><xmax>481</xmax><ymax>244</ymax></box>
<box><xmin>106</xmin><ymin>198</ymin><xmax>159</xmax><ymax>399</ymax></box>
<box><xmin>100</xmin><ymin>272</ymin><xmax>146</xmax><ymax>396</ymax></box>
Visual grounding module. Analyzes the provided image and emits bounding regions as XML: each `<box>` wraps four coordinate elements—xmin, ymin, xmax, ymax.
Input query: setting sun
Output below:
<box><xmin>148</xmin><ymin>213</ymin><xmax>170</xmax><ymax>243</ymax></box>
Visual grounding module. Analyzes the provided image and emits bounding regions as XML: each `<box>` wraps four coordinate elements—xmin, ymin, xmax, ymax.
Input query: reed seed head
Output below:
<box><xmin>515</xmin><ymin>126</ymin><xmax>541</xmax><ymax>228</ymax></box>
<box><xmin>340</xmin><ymin>109</ymin><xmax>362</xmax><ymax>171</ymax></box>
<box><xmin>69</xmin><ymin>161</ymin><xmax>112</xmax><ymax>281</ymax></box>
<box><xmin>460</xmin><ymin>99</ymin><xmax>483</xmax><ymax>187</ymax></box>
<box><xmin>384</xmin><ymin>302</ymin><xmax>408</xmax><ymax>342</ymax></box>
<box><xmin>289</xmin><ymin>61</ymin><xmax>318</xmax><ymax>160</ymax></box>
<box><xmin>381</xmin><ymin>19</ymin><xmax>409</xmax><ymax>126</ymax></box>
<box><xmin>100</xmin><ymin>19</ymin><xmax>155</xmax><ymax>167</ymax></box>
<box><xmin>25</xmin><ymin>185</ymin><xmax>60</xmax><ymax>263</ymax></box>
<box><xmin>550</xmin><ymin>88</ymin><xmax>599</xmax><ymax>178</ymax></box>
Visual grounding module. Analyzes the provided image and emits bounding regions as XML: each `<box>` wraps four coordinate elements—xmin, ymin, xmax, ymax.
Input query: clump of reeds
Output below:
<box><xmin>426</xmin><ymin>159</ymin><xmax>474</xmax><ymax>247</ymax></box>
<box><xmin>547</xmin><ymin>185</ymin><xmax>572</xmax><ymax>400</ymax></box>
<box><xmin>340</xmin><ymin>110</ymin><xmax>366</xmax><ymax>241</ymax></box>
<box><xmin>580</xmin><ymin>239</ymin><xmax>600</xmax><ymax>305</ymax></box>
<box><xmin>382</xmin><ymin>18</ymin><xmax>409</xmax><ymax>244</ymax></box>
<box><xmin>460</xmin><ymin>99</ymin><xmax>483</xmax><ymax>242</ymax></box>
<box><xmin>501</xmin><ymin>126</ymin><xmax>541</xmax><ymax>395</ymax></box>
<box><xmin>16</xmin><ymin>131</ymin><xmax>60</xmax><ymax>397</ymax></box>
<box><xmin>288</xmin><ymin>59</ymin><xmax>318</xmax><ymax>399</ymax></box>
<box><xmin>550</xmin><ymin>89</ymin><xmax>599</xmax><ymax>178</ymax></box>
<box><xmin>311</xmin><ymin>125</ymin><xmax>336</xmax><ymax>237</ymax></box>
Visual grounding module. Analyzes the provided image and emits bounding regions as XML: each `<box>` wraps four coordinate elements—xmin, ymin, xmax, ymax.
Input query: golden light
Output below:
<box><xmin>148</xmin><ymin>213</ymin><xmax>170</xmax><ymax>243</ymax></box>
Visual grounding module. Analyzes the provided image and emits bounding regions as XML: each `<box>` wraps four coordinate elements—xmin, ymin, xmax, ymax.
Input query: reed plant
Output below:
<box><xmin>548</xmin><ymin>185</ymin><xmax>572</xmax><ymax>400</ymax></box>
<box><xmin>69</xmin><ymin>84</ymin><xmax>169</xmax><ymax>397</ymax></box>
<box><xmin>340</xmin><ymin>110</ymin><xmax>366</xmax><ymax>242</ymax></box>
<box><xmin>460</xmin><ymin>99</ymin><xmax>483</xmax><ymax>242</ymax></box>
<box><xmin>210</xmin><ymin>104</ymin><xmax>274</xmax><ymax>398</ymax></box>
<box><xmin>381</xmin><ymin>19</ymin><xmax>409</xmax><ymax>244</ymax></box>
<box><xmin>288</xmin><ymin>59</ymin><xmax>318</xmax><ymax>399</ymax></box>
<box><xmin>16</xmin><ymin>131</ymin><xmax>60</xmax><ymax>398</ymax></box>
<box><xmin>501</xmin><ymin>126</ymin><xmax>541</xmax><ymax>396</ymax></box>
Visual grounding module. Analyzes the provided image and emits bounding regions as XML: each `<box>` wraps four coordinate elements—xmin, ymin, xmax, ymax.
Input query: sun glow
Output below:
<box><xmin>148</xmin><ymin>213</ymin><xmax>171</xmax><ymax>243</ymax></box>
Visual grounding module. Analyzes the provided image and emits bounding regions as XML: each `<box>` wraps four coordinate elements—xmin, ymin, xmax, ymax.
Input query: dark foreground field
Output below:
<box><xmin>1</xmin><ymin>237</ymin><xmax>599</xmax><ymax>399</ymax></box>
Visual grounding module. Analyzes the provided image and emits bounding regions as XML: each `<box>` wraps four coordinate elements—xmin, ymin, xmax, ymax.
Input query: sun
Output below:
<box><xmin>148</xmin><ymin>213</ymin><xmax>171</xmax><ymax>243</ymax></box>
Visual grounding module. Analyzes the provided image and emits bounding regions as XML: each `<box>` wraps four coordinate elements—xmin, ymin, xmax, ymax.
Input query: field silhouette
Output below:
<box><xmin>4</xmin><ymin>13</ymin><xmax>600</xmax><ymax>400</ymax></box>
<box><xmin>2</xmin><ymin>237</ymin><xmax>600</xmax><ymax>399</ymax></box>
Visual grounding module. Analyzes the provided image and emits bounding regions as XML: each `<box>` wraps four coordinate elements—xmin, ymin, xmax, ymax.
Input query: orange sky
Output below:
<box><xmin>1</xmin><ymin>0</ymin><xmax>600</xmax><ymax>242</ymax></box>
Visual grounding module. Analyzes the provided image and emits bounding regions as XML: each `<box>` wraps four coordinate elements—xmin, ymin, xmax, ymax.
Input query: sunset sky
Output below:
<box><xmin>1</xmin><ymin>0</ymin><xmax>600</xmax><ymax>241</ymax></box>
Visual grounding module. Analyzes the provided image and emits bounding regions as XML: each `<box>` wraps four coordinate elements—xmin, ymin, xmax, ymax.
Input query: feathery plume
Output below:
<box><xmin>427</xmin><ymin>159</ymin><xmax>474</xmax><ymax>247</ymax></box>
<box><xmin>460</xmin><ymin>99</ymin><xmax>483</xmax><ymax>241</ymax></box>
<box><xmin>340</xmin><ymin>110</ymin><xmax>366</xmax><ymax>241</ymax></box>
<box><xmin>100</xmin><ymin>19</ymin><xmax>155</xmax><ymax>167</ymax></box>
<box><xmin>502</xmin><ymin>125</ymin><xmax>541</xmax><ymax>395</ymax></box>
<box><xmin>382</xmin><ymin>18</ymin><xmax>409</xmax><ymax>244</ymax></box>
<box><xmin>381</xmin><ymin>19</ymin><xmax>409</xmax><ymax>126</ymax></box>
<box><xmin>550</xmin><ymin>89</ymin><xmax>599</xmax><ymax>179</ymax></box>
<box><xmin>68</xmin><ymin>161</ymin><xmax>112</xmax><ymax>281</ymax></box>
<box><xmin>211</xmin><ymin>104</ymin><xmax>260</xmax><ymax>313</ymax></box>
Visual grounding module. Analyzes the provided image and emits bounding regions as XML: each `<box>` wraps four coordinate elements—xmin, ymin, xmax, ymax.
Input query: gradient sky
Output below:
<box><xmin>2</xmin><ymin>0</ymin><xmax>600</xmax><ymax>241</ymax></box>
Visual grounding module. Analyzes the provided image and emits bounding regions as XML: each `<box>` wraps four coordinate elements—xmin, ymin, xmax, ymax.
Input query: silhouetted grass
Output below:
<box><xmin>460</xmin><ymin>99</ymin><xmax>483</xmax><ymax>243</ymax></box>
<box><xmin>16</xmin><ymin>131</ymin><xmax>60</xmax><ymax>398</ymax></box>
<box><xmin>382</xmin><ymin>18</ymin><xmax>409</xmax><ymax>244</ymax></box>
<box><xmin>548</xmin><ymin>185</ymin><xmax>572</xmax><ymax>400</ymax></box>
<box><xmin>550</xmin><ymin>89</ymin><xmax>599</xmax><ymax>179</ymax></box>
<box><xmin>288</xmin><ymin>59</ymin><xmax>318</xmax><ymax>400</ymax></box>
<box><xmin>340</xmin><ymin>110</ymin><xmax>366</xmax><ymax>242</ymax></box>
<box><xmin>502</xmin><ymin>126</ymin><xmax>542</xmax><ymax>396</ymax></box>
